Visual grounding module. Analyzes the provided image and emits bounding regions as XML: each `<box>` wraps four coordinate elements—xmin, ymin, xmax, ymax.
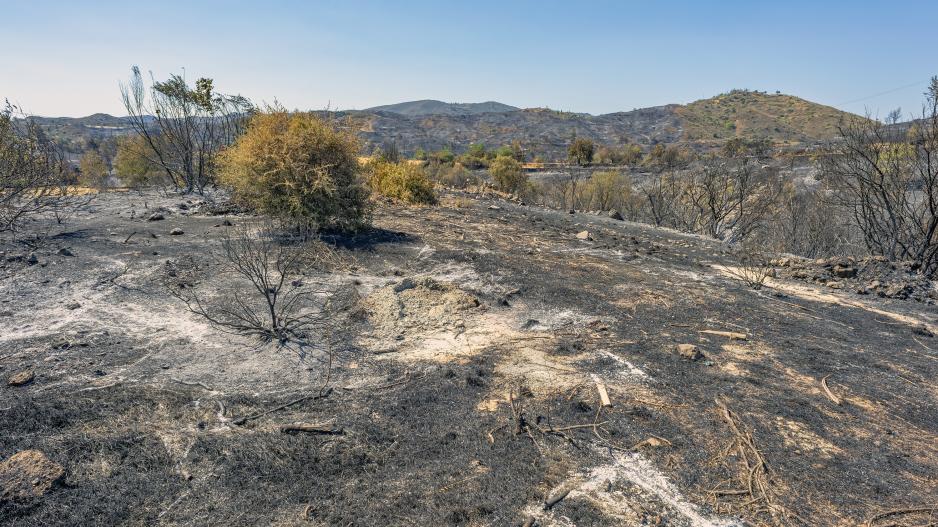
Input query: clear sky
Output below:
<box><xmin>2</xmin><ymin>0</ymin><xmax>936</xmax><ymax>118</ymax></box>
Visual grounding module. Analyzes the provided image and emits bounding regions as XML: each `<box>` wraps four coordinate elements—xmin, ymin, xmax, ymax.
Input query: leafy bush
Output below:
<box><xmin>78</xmin><ymin>150</ymin><xmax>110</xmax><ymax>188</ymax></box>
<box><xmin>114</xmin><ymin>134</ymin><xmax>167</xmax><ymax>188</ymax></box>
<box><xmin>489</xmin><ymin>155</ymin><xmax>527</xmax><ymax>194</ymax></box>
<box><xmin>217</xmin><ymin>110</ymin><xmax>370</xmax><ymax>231</ymax></box>
<box><xmin>428</xmin><ymin>162</ymin><xmax>479</xmax><ymax>189</ymax></box>
<box><xmin>369</xmin><ymin>160</ymin><xmax>437</xmax><ymax>204</ymax></box>
<box><xmin>457</xmin><ymin>143</ymin><xmax>491</xmax><ymax>169</ymax></box>
<box><xmin>429</xmin><ymin>147</ymin><xmax>455</xmax><ymax>165</ymax></box>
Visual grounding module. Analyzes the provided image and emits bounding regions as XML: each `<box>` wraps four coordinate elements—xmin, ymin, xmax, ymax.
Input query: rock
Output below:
<box><xmin>7</xmin><ymin>370</ymin><xmax>34</xmax><ymax>386</ymax></box>
<box><xmin>832</xmin><ymin>265</ymin><xmax>857</xmax><ymax>278</ymax></box>
<box><xmin>177</xmin><ymin>202</ymin><xmax>189</xmax><ymax>210</ymax></box>
<box><xmin>26</xmin><ymin>254</ymin><xmax>39</xmax><ymax>266</ymax></box>
<box><xmin>885</xmin><ymin>283</ymin><xmax>911</xmax><ymax>299</ymax></box>
<box><xmin>0</xmin><ymin>450</ymin><xmax>64</xmax><ymax>502</ymax></box>
<box><xmin>146</xmin><ymin>213</ymin><xmax>165</xmax><ymax>221</ymax></box>
<box><xmin>575</xmin><ymin>230</ymin><xmax>593</xmax><ymax>241</ymax></box>
<box><xmin>607</xmin><ymin>210</ymin><xmax>624</xmax><ymax>221</ymax></box>
<box><xmin>568</xmin><ymin>209</ymin><xmax>575</xmax><ymax>214</ymax></box>
<box><xmin>676</xmin><ymin>344</ymin><xmax>703</xmax><ymax>361</ymax></box>
<box><xmin>0</xmin><ymin>311</ymin><xmax>12</xmax><ymax>317</ymax></box>
<box><xmin>221</xmin><ymin>219</ymin><xmax>233</xmax><ymax>226</ymax></box>
<box><xmin>487</xmin><ymin>205</ymin><xmax>501</xmax><ymax>210</ymax></box>
<box><xmin>65</xmin><ymin>302</ymin><xmax>81</xmax><ymax>310</ymax></box>
<box><xmin>169</xmin><ymin>228</ymin><xmax>184</xmax><ymax>235</ymax></box>
<box><xmin>393</xmin><ymin>278</ymin><xmax>416</xmax><ymax>293</ymax></box>
<box><xmin>827</xmin><ymin>281</ymin><xmax>844</xmax><ymax>289</ymax></box>
<box><xmin>913</xmin><ymin>325</ymin><xmax>935</xmax><ymax>338</ymax></box>
<box><xmin>56</xmin><ymin>248</ymin><xmax>74</xmax><ymax>257</ymax></box>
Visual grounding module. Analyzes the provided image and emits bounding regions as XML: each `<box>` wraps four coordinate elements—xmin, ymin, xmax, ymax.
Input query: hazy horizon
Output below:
<box><xmin>2</xmin><ymin>0</ymin><xmax>936</xmax><ymax>119</ymax></box>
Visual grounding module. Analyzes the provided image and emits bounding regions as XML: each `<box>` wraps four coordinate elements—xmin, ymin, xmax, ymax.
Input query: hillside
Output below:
<box><xmin>335</xmin><ymin>104</ymin><xmax>683</xmax><ymax>159</ymax></box>
<box><xmin>677</xmin><ymin>90</ymin><xmax>852</xmax><ymax>145</ymax></box>
<box><xmin>364</xmin><ymin>99</ymin><xmax>519</xmax><ymax>116</ymax></box>
<box><xmin>2</xmin><ymin>190</ymin><xmax>936</xmax><ymax>526</ymax></box>
<box><xmin>31</xmin><ymin>92</ymin><xmax>862</xmax><ymax>159</ymax></box>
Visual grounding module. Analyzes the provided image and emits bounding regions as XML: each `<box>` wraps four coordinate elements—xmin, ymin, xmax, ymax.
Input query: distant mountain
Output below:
<box><xmin>363</xmin><ymin>100</ymin><xmax>519</xmax><ymax>117</ymax></box>
<box><xmin>345</xmin><ymin>91</ymin><xmax>860</xmax><ymax>157</ymax></box>
<box><xmin>332</xmin><ymin>105</ymin><xmax>683</xmax><ymax>159</ymax></box>
<box><xmin>31</xmin><ymin>91</ymin><xmax>863</xmax><ymax>159</ymax></box>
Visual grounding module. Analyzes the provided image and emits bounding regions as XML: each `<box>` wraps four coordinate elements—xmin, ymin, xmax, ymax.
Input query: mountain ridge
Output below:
<box><xmin>30</xmin><ymin>91</ymin><xmax>864</xmax><ymax>158</ymax></box>
<box><xmin>362</xmin><ymin>99</ymin><xmax>519</xmax><ymax>116</ymax></box>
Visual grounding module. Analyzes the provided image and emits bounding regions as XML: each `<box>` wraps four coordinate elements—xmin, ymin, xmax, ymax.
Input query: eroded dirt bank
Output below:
<box><xmin>1</xmin><ymin>191</ymin><xmax>936</xmax><ymax>526</ymax></box>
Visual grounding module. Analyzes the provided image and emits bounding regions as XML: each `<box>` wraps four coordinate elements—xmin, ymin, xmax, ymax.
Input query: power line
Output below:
<box><xmin>833</xmin><ymin>79</ymin><xmax>931</xmax><ymax>108</ymax></box>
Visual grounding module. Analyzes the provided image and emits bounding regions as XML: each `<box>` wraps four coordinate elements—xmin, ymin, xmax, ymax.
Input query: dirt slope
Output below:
<box><xmin>1</xmin><ymin>191</ymin><xmax>936</xmax><ymax>526</ymax></box>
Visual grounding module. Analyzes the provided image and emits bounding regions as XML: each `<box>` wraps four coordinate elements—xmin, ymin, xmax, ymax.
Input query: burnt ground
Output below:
<box><xmin>1</xmin><ymin>190</ymin><xmax>937</xmax><ymax>526</ymax></box>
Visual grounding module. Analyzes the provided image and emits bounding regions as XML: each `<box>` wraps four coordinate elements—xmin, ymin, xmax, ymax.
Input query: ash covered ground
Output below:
<box><xmin>1</xmin><ymin>190</ymin><xmax>937</xmax><ymax>526</ymax></box>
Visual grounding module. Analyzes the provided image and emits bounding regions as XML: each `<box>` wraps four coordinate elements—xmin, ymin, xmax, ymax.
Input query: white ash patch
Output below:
<box><xmin>598</xmin><ymin>350</ymin><xmax>650</xmax><ymax>379</ymax></box>
<box><xmin>525</xmin><ymin>450</ymin><xmax>742</xmax><ymax>527</ymax></box>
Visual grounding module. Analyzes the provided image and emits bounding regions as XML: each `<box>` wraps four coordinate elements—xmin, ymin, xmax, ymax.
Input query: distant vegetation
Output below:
<box><xmin>367</xmin><ymin>160</ymin><xmax>437</xmax><ymax>205</ymax></box>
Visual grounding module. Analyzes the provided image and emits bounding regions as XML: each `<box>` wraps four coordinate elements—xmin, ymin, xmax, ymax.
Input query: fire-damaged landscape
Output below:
<box><xmin>2</xmin><ymin>190</ymin><xmax>936</xmax><ymax>526</ymax></box>
<box><xmin>5</xmin><ymin>3</ymin><xmax>938</xmax><ymax>526</ymax></box>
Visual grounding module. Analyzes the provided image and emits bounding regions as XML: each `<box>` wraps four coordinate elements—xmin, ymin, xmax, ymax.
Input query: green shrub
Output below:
<box><xmin>78</xmin><ymin>150</ymin><xmax>110</xmax><ymax>189</ymax></box>
<box><xmin>114</xmin><ymin>135</ymin><xmax>167</xmax><ymax>188</ymax></box>
<box><xmin>369</xmin><ymin>160</ymin><xmax>437</xmax><ymax>204</ymax></box>
<box><xmin>217</xmin><ymin>110</ymin><xmax>370</xmax><ymax>231</ymax></box>
<box><xmin>489</xmin><ymin>155</ymin><xmax>527</xmax><ymax>194</ymax></box>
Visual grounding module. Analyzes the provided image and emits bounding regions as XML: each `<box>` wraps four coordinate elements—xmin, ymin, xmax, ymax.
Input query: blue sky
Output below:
<box><xmin>1</xmin><ymin>0</ymin><xmax>936</xmax><ymax>117</ymax></box>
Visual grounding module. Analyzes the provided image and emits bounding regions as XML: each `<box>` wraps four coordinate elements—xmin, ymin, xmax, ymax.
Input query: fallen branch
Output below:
<box><xmin>712</xmin><ymin>398</ymin><xmax>792</xmax><ymax>524</ymax></box>
<box><xmin>820</xmin><ymin>375</ymin><xmax>842</xmax><ymax>406</ymax></box>
<box><xmin>591</xmin><ymin>374</ymin><xmax>612</xmax><ymax>407</ymax></box>
<box><xmin>233</xmin><ymin>389</ymin><xmax>331</xmax><ymax>426</ymax></box>
<box><xmin>865</xmin><ymin>507</ymin><xmax>938</xmax><ymax>527</ymax></box>
<box><xmin>170</xmin><ymin>377</ymin><xmax>215</xmax><ymax>392</ymax></box>
<box><xmin>544</xmin><ymin>483</ymin><xmax>574</xmax><ymax>510</ymax></box>
<box><xmin>701</xmin><ymin>329</ymin><xmax>748</xmax><ymax>340</ymax></box>
<box><xmin>280</xmin><ymin>421</ymin><xmax>343</xmax><ymax>435</ymax></box>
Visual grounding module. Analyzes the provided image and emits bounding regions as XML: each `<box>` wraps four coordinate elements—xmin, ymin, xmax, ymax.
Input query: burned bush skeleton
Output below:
<box><xmin>166</xmin><ymin>223</ymin><xmax>344</xmax><ymax>344</ymax></box>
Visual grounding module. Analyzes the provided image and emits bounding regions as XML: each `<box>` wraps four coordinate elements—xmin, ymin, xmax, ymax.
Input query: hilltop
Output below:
<box><xmin>363</xmin><ymin>99</ymin><xmax>519</xmax><ymax>116</ymax></box>
<box><xmin>677</xmin><ymin>90</ymin><xmax>852</xmax><ymax>146</ymax></box>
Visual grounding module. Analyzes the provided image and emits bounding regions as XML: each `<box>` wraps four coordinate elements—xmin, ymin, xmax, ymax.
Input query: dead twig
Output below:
<box><xmin>711</xmin><ymin>398</ymin><xmax>792</xmax><ymax>525</ymax></box>
<box><xmin>233</xmin><ymin>388</ymin><xmax>331</xmax><ymax>426</ymax></box>
<box><xmin>170</xmin><ymin>377</ymin><xmax>214</xmax><ymax>392</ymax></box>
<box><xmin>865</xmin><ymin>507</ymin><xmax>938</xmax><ymax>527</ymax></box>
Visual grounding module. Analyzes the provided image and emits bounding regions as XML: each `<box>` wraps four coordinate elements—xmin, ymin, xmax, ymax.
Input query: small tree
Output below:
<box><xmin>218</xmin><ymin>110</ymin><xmax>371</xmax><ymax>232</ymax></box>
<box><xmin>121</xmin><ymin>66</ymin><xmax>253</xmax><ymax>193</ymax></box>
<box><xmin>78</xmin><ymin>150</ymin><xmax>110</xmax><ymax>189</ymax></box>
<box><xmin>489</xmin><ymin>155</ymin><xmax>527</xmax><ymax>194</ymax></box>
<box><xmin>821</xmin><ymin>77</ymin><xmax>938</xmax><ymax>276</ymax></box>
<box><xmin>0</xmin><ymin>103</ymin><xmax>75</xmax><ymax>236</ymax></box>
<box><xmin>568</xmin><ymin>137</ymin><xmax>595</xmax><ymax>166</ymax></box>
